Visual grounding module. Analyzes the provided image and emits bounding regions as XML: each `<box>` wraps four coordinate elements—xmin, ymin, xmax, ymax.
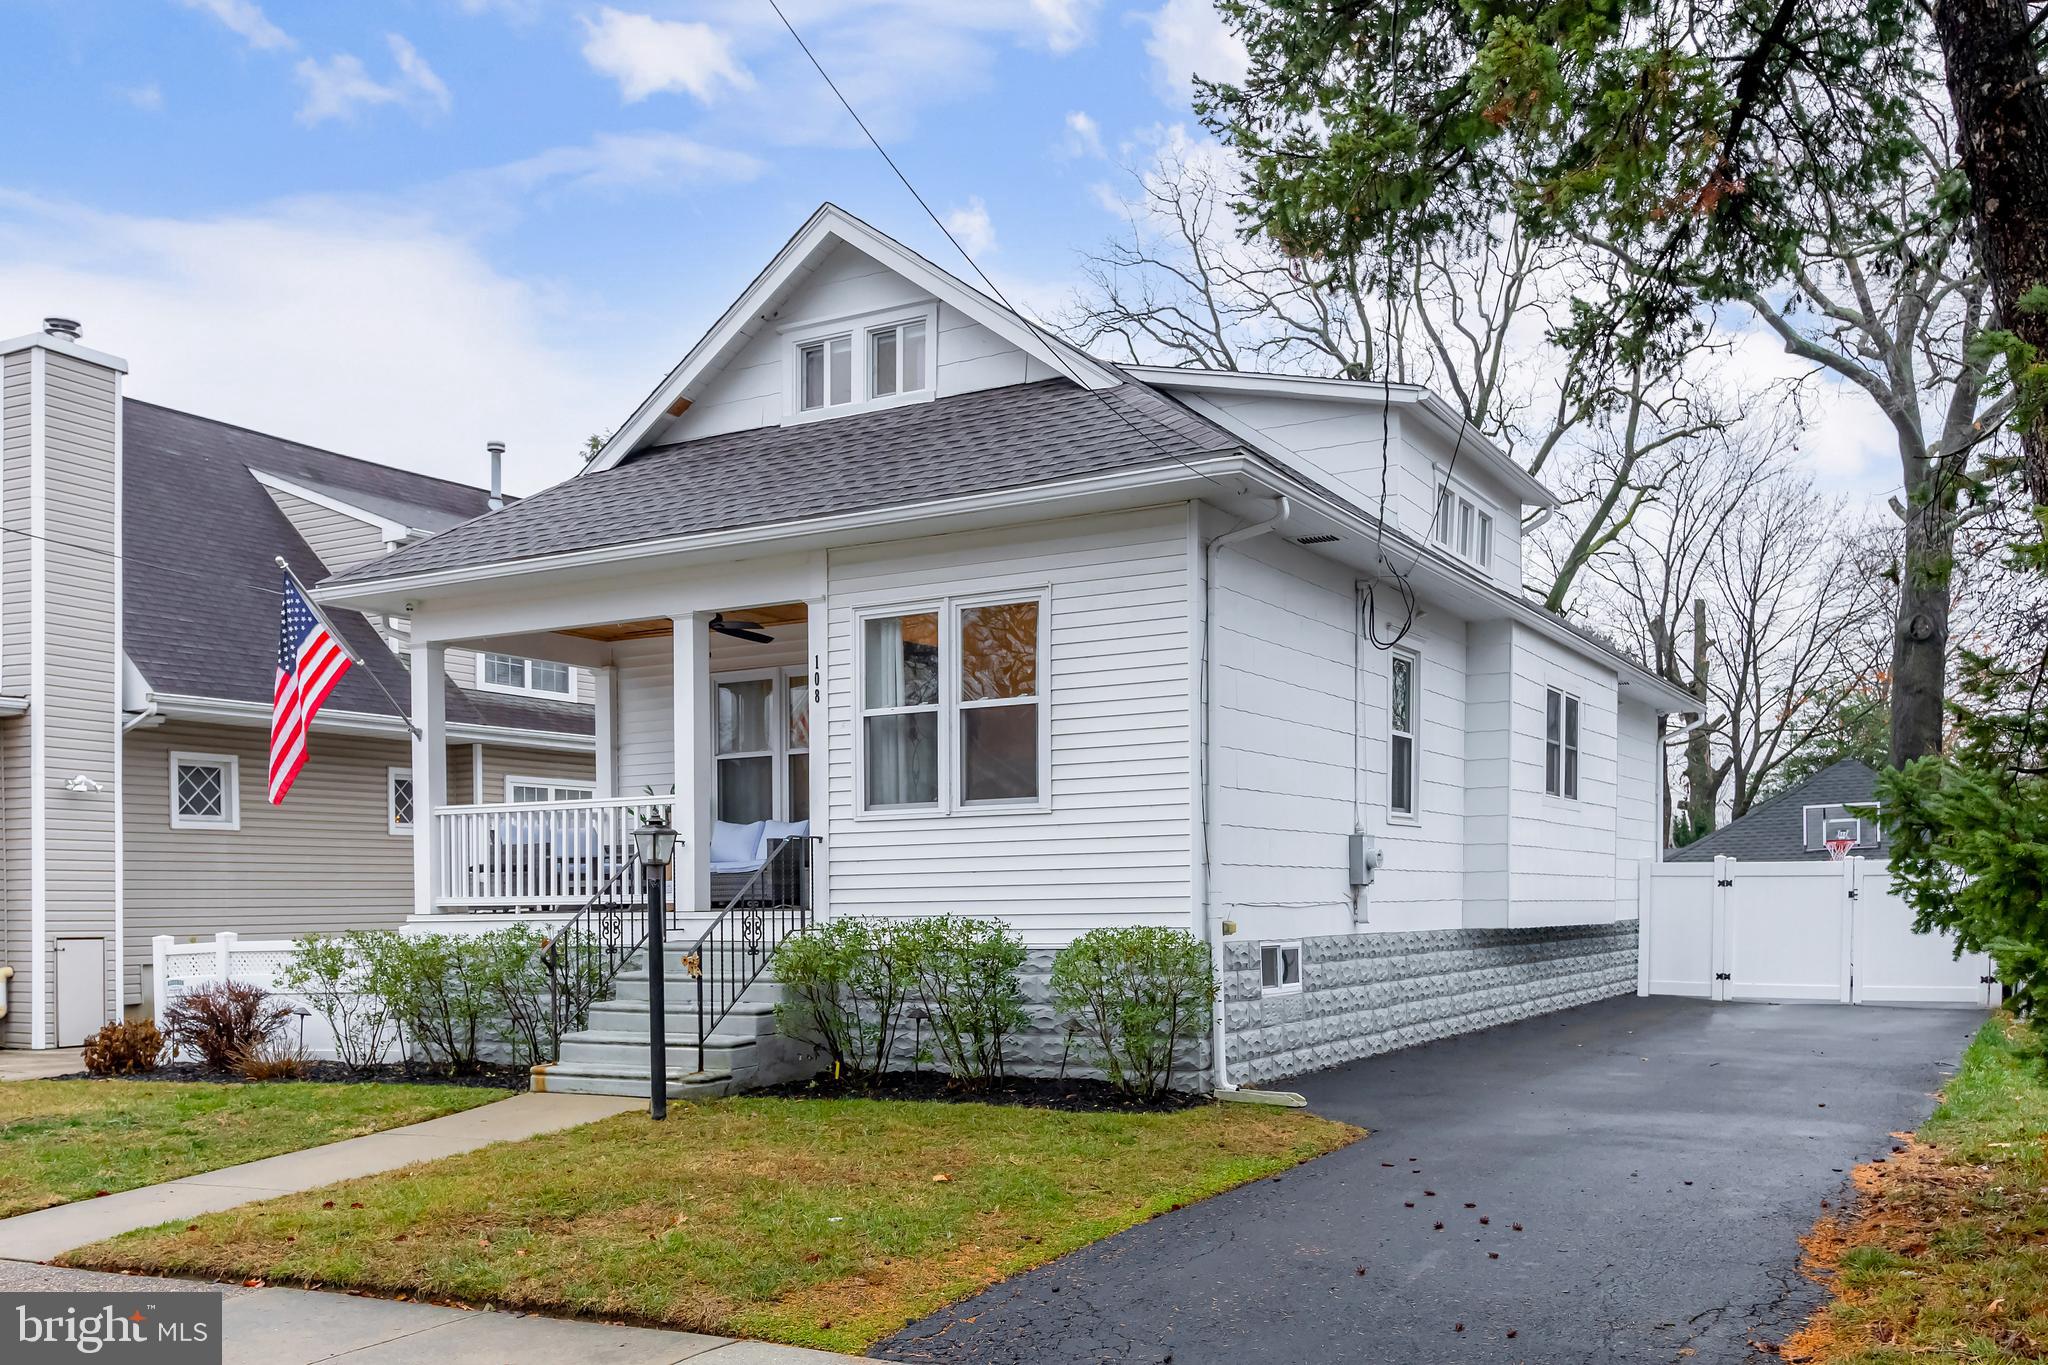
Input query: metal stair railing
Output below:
<box><xmin>538</xmin><ymin>857</ymin><xmax>655</xmax><ymax>1052</ymax></box>
<box><xmin>686</xmin><ymin>837</ymin><xmax>816</xmax><ymax>1073</ymax></box>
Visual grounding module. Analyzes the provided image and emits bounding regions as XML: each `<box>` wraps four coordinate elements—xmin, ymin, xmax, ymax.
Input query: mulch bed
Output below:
<box><xmin>753</xmin><ymin>1070</ymin><xmax>1209</xmax><ymax>1112</ymax></box>
<box><xmin>49</xmin><ymin>1061</ymin><xmax>531</xmax><ymax>1091</ymax></box>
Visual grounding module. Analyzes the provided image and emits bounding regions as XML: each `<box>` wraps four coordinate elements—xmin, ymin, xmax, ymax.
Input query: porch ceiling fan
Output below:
<box><xmin>709</xmin><ymin>613</ymin><xmax>775</xmax><ymax>644</ymax></box>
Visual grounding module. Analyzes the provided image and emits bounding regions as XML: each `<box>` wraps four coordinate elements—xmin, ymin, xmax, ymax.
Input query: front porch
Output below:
<box><xmin>408</xmin><ymin>599</ymin><xmax>820</xmax><ymax>924</ymax></box>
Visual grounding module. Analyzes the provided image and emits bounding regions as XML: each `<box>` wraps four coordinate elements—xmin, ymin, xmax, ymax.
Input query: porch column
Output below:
<box><xmin>673</xmin><ymin>613</ymin><xmax>713</xmax><ymax>914</ymax></box>
<box><xmin>410</xmin><ymin>641</ymin><xmax>448</xmax><ymax>918</ymax></box>
<box><xmin>593</xmin><ymin>663</ymin><xmax>617</xmax><ymax>798</ymax></box>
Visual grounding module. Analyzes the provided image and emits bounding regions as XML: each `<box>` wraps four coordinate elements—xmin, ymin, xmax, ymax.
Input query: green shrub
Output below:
<box><xmin>280</xmin><ymin>931</ymin><xmax>394</xmax><ymax>1072</ymax></box>
<box><xmin>772</xmin><ymin>918</ymin><xmax>917</xmax><ymax>1080</ymax></box>
<box><xmin>360</xmin><ymin>933</ymin><xmax>495</xmax><ymax>1074</ymax></box>
<box><xmin>1050</xmin><ymin>927</ymin><xmax>1216</xmax><ymax>1100</ymax></box>
<box><xmin>469</xmin><ymin>925</ymin><xmax>559</xmax><ymax>1067</ymax></box>
<box><xmin>82</xmin><ymin>1020</ymin><xmax>163</xmax><ymax>1075</ymax></box>
<box><xmin>896</xmin><ymin>914</ymin><xmax>1028</xmax><ymax>1085</ymax></box>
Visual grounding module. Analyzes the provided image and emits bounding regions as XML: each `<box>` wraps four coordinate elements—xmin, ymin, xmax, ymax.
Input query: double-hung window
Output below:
<box><xmin>859</xmin><ymin>593</ymin><xmax>1045</xmax><ymax>813</ymax></box>
<box><xmin>1545</xmin><ymin>687</ymin><xmax>1581</xmax><ymax>799</ymax></box>
<box><xmin>1389</xmin><ymin>651</ymin><xmax>1419</xmax><ymax>818</ymax></box>
<box><xmin>714</xmin><ymin>669</ymin><xmax>810</xmax><ymax>823</ymax></box>
<box><xmin>869</xmin><ymin>319</ymin><xmax>928</xmax><ymax>399</ymax></box>
<box><xmin>171</xmin><ymin>752</ymin><xmax>239</xmax><ymax>830</ymax></box>
<box><xmin>790</xmin><ymin>306</ymin><xmax>935</xmax><ymax>421</ymax></box>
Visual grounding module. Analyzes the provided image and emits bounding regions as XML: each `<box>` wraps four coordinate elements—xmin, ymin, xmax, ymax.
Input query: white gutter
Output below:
<box><xmin>145</xmin><ymin>693</ymin><xmax>596</xmax><ymax>753</ymax></box>
<box><xmin>121</xmin><ymin>701</ymin><xmax>160</xmax><ymax>733</ymax></box>
<box><xmin>1202</xmin><ymin>495</ymin><xmax>1291</xmax><ymax>1094</ymax></box>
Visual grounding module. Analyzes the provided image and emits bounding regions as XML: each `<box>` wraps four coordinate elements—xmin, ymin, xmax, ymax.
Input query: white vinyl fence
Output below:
<box><xmin>151</xmin><ymin>932</ymin><xmax>344</xmax><ymax>1060</ymax></box>
<box><xmin>1637</xmin><ymin>856</ymin><xmax>1999</xmax><ymax>1007</ymax></box>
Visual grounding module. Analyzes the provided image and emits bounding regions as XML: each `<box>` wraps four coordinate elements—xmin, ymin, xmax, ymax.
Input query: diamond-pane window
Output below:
<box><xmin>172</xmin><ymin>755</ymin><xmax>237</xmax><ymax>828</ymax></box>
<box><xmin>390</xmin><ymin>772</ymin><xmax>415</xmax><ymax>831</ymax></box>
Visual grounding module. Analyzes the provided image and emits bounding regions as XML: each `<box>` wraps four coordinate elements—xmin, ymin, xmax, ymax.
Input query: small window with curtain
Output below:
<box><xmin>1389</xmin><ymin>651</ymin><xmax>1419</xmax><ymax>818</ymax></box>
<box><xmin>715</xmin><ymin>677</ymin><xmax>776</xmax><ymax>823</ymax></box>
<box><xmin>787</xmin><ymin>670</ymin><xmax>810</xmax><ymax>823</ymax></box>
<box><xmin>861</xmin><ymin>611</ymin><xmax>941</xmax><ymax>809</ymax></box>
<box><xmin>958</xmin><ymin>598</ymin><xmax>1041</xmax><ymax>804</ymax></box>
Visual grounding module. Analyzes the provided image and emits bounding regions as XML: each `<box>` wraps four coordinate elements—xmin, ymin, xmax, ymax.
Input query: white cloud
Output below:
<box><xmin>1028</xmin><ymin>0</ymin><xmax>1100</xmax><ymax>53</ymax></box>
<box><xmin>0</xmin><ymin>190</ymin><xmax>635</xmax><ymax>496</ymax></box>
<box><xmin>580</xmin><ymin>8</ymin><xmax>752</xmax><ymax>104</ymax></box>
<box><xmin>1059</xmin><ymin>110</ymin><xmax>1104</xmax><ymax>159</ymax></box>
<box><xmin>295</xmin><ymin>34</ymin><xmax>453</xmax><ymax>126</ymax></box>
<box><xmin>176</xmin><ymin>0</ymin><xmax>293</xmax><ymax>52</ymax></box>
<box><xmin>118</xmin><ymin>82</ymin><xmax>165</xmax><ymax>112</ymax></box>
<box><xmin>944</xmin><ymin>196</ymin><xmax>997</xmax><ymax>256</ymax></box>
<box><xmin>485</xmin><ymin>132</ymin><xmax>764</xmax><ymax>195</ymax></box>
<box><xmin>1140</xmin><ymin>0</ymin><xmax>1248</xmax><ymax>106</ymax></box>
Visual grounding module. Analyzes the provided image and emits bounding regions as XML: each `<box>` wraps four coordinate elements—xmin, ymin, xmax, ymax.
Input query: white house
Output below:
<box><xmin>315</xmin><ymin>204</ymin><xmax>1697</xmax><ymax>1093</ymax></box>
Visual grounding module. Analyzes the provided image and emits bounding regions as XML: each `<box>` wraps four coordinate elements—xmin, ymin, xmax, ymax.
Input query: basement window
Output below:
<box><xmin>1261</xmin><ymin>943</ymin><xmax>1303</xmax><ymax>995</ymax></box>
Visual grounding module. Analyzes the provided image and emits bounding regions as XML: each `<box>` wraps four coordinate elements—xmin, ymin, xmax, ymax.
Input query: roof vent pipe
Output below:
<box><xmin>42</xmin><ymin>317</ymin><xmax>81</xmax><ymax>341</ymax></box>
<box><xmin>486</xmin><ymin>441</ymin><xmax>505</xmax><ymax>512</ymax></box>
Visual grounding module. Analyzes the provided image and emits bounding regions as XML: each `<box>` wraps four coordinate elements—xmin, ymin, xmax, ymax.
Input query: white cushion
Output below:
<box><xmin>709</xmin><ymin>819</ymin><xmax>766</xmax><ymax>870</ymax></box>
<box><xmin>759</xmin><ymin>819</ymin><xmax>809</xmax><ymax>855</ymax></box>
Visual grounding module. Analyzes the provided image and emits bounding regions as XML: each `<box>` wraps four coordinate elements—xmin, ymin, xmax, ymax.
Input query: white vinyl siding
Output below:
<box><xmin>823</xmin><ymin>506</ymin><xmax>1192</xmax><ymax>943</ymax></box>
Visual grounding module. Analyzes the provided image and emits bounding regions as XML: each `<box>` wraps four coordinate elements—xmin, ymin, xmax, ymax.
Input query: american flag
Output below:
<box><xmin>270</xmin><ymin>573</ymin><xmax>352</xmax><ymax>805</ymax></box>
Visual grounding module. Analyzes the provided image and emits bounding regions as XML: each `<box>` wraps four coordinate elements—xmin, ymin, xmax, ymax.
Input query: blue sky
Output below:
<box><xmin>0</xmin><ymin>0</ymin><xmax>1247</xmax><ymax>493</ymax></box>
<box><xmin>0</xmin><ymin>0</ymin><xmax>1894</xmax><ymax>501</ymax></box>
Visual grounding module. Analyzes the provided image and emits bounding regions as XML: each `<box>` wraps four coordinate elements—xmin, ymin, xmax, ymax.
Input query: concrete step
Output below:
<box><xmin>583</xmin><ymin>997</ymin><xmax>778</xmax><ymax>1039</ymax></box>
<box><xmin>557</xmin><ymin>1030</ymin><xmax>762</xmax><ymax>1074</ymax></box>
<box><xmin>532</xmin><ymin>1060</ymin><xmax>741</xmax><ymax>1100</ymax></box>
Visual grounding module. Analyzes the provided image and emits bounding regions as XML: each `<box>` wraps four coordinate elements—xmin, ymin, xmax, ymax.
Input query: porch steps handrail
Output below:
<box><xmin>686</xmin><ymin>837</ymin><xmax>817</xmax><ymax>1073</ymax></box>
<box><xmin>538</xmin><ymin>859</ymin><xmax>652</xmax><ymax>1051</ymax></box>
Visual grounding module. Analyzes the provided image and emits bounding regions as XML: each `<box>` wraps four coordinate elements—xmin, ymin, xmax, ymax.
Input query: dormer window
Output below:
<box><xmin>785</xmin><ymin>304</ymin><xmax>938</xmax><ymax>423</ymax></box>
<box><xmin>799</xmin><ymin>335</ymin><xmax>852</xmax><ymax>411</ymax></box>
<box><xmin>869</xmin><ymin>320</ymin><xmax>927</xmax><ymax>399</ymax></box>
<box><xmin>1433</xmin><ymin>483</ymin><xmax>1494</xmax><ymax>570</ymax></box>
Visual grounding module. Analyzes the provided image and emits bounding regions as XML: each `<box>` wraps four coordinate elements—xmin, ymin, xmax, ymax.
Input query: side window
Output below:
<box><xmin>957</xmin><ymin>599</ymin><xmax>1041</xmax><ymax>805</ymax></box>
<box><xmin>389</xmin><ymin>768</ymin><xmax>415</xmax><ymax>836</ymax></box>
<box><xmin>1545</xmin><ymin>688</ymin><xmax>1581</xmax><ymax>799</ymax></box>
<box><xmin>1389</xmin><ymin>651</ymin><xmax>1418</xmax><ymax>818</ymax></box>
<box><xmin>171</xmin><ymin>753</ymin><xmax>240</xmax><ymax>830</ymax></box>
<box><xmin>1260</xmin><ymin>942</ymin><xmax>1303</xmax><ymax>995</ymax></box>
<box><xmin>861</xmin><ymin>611</ymin><xmax>941</xmax><ymax>809</ymax></box>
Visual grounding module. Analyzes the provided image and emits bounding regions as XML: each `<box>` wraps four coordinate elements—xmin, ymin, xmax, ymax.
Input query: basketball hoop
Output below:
<box><xmin>1825</xmin><ymin>836</ymin><xmax>1856</xmax><ymax>861</ymax></box>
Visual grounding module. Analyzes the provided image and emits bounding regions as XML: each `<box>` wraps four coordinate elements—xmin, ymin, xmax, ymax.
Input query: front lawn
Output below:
<box><xmin>1785</xmin><ymin>1017</ymin><xmax>2048</xmax><ymax>1362</ymax></box>
<box><xmin>0</xmin><ymin>1080</ymin><xmax>502</xmax><ymax>1218</ymax></box>
<box><xmin>65</xmin><ymin>1096</ymin><xmax>1358</xmax><ymax>1353</ymax></box>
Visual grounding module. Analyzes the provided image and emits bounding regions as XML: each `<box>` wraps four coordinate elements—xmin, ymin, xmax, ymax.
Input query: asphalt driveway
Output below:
<box><xmin>873</xmin><ymin>996</ymin><xmax>1981</xmax><ymax>1365</ymax></box>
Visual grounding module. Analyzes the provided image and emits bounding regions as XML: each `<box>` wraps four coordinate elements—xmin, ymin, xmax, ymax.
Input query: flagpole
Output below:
<box><xmin>275</xmin><ymin>556</ymin><xmax>423</xmax><ymax>741</ymax></box>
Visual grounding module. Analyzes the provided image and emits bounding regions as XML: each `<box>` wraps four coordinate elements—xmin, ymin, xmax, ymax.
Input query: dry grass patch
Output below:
<box><xmin>1781</xmin><ymin>1017</ymin><xmax>2048</xmax><ymax>1364</ymax></box>
<box><xmin>65</xmin><ymin>1096</ymin><xmax>1358</xmax><ymax>1353</ymax></box>
<box><xmin>0</xmin><ymin>1080</ymin><xmax>502</xmax><ymax>1218</ymax></box>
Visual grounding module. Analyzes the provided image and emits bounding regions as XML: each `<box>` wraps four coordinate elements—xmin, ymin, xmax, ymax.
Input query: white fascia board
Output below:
<box><xmin>313</xmin><ymin>455</ymin><xmax>1256</xmax><ymax>610</ymax></box>
<box><xmin>1126</xmin><ymin>365</ymin><xmax>1559</xmax><ymax>510</ymax></box>
<box><xmin>585</xmin><ymin>203</ymin><xmax>1120</xmax><ymax>474</ymax></box>
<box><xmin>0</xmin><ymin>331</ymin><xmax>129</xmax><ymax>373</ymax></box>
<box><xmin>250</xmin><ymin>469</ymin><xmax>417</xmax><ymax>542</ymax></box>
<box><xmin>144</xmin><ymin>692</ymin><xmax>597</xmax><ymax>753</ymax></box>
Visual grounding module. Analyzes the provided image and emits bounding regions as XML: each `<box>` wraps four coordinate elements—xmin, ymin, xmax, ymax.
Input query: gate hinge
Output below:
<box><xmin>1715</xmin><ymin>879</ymin><xmax>1734</xmax><ymax>888</ymax></box>
<box><xmin>1714</xmin><ymin>972</ymin><xmax>1732</xmax><ymax>981</ymax></box>
<box><xmin>1981</xmin><ymin>975</ymin><xmax>1997</xmax><ymax>985</ymax></box>
<box><xmin>1847</xmin><ymin>889</ymin><xmax>1859</xmax><ymax>900</ymax></box>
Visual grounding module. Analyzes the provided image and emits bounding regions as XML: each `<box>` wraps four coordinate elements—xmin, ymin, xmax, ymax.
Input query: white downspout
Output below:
<box><xmin>1201</xmin><ymin>495</ymin><xmax>1290</xmax><ymax>1093</ymax></box>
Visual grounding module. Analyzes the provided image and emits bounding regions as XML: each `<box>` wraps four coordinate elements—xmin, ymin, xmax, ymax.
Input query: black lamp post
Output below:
<box><xmin>631</xmin><ymin>815</ymin><xmax>679</xmax><ymax>1120</ymax></box>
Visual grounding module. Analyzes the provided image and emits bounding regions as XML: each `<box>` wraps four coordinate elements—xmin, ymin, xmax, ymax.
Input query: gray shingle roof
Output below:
<box><xmin>1666</xmin><ymin>758</ymin><xmax>1884</xmax><ymax>862</ymax></box>
<box><xmin>325</xmin><ymin>379</ymin><xmax>1240</xmax><ymax>585</ymax></box>
<box><xmin>123</xmin><ymin>400</ymin><xmax>589</xmax><ymax>736</ymax></box>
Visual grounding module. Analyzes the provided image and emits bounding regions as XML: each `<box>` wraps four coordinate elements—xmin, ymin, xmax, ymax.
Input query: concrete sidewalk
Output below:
<box><xmin>0</xmin><ymin>1090</ymin><xmax>641</xmax><ymax>1262</ymax></box>
<box><xmin>0</xmin><ymin>1047</ymin><xmax>85</xmax><ymax>1080</ymax></box>
<box><xmin>0</xmin><ymin>1261</ymin><xmax>845</xmax><ymax>1363</ymax></box>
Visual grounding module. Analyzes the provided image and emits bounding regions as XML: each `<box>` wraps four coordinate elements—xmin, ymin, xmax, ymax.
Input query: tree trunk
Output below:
<box><xmin>1935</xmin><ymin>0</ymin><xmax>2048</xmax><ymax>504</ymax></box>
<box><xmin>1890</xmin><ymin>461</ymin><xmax>1955</xmax><ymax>764</ymax></box>
<box><xmin>1683</xmin><ymin>598</ymin><xmax>1716</xmax><ymax>835</ymax></box>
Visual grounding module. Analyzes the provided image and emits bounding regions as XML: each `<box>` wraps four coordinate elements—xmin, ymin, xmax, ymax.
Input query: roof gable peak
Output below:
<box><xmin>584</xmin><ymin>203</ymin><xmax>1118</xmax><ymax>473</ymax></box>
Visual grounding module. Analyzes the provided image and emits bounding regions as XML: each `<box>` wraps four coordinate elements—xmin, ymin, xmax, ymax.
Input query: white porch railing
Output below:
<box><xmin>433</xmin><ymin>797</ymin><xmax>672</xmax><ymax>910</ymax></box>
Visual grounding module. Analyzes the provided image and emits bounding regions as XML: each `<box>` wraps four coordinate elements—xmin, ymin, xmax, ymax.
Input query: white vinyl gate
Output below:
<box><xmin>1638</xmin><ymin>856</ymin><xmax>1998</xmax><ymax>1007</ymax></box>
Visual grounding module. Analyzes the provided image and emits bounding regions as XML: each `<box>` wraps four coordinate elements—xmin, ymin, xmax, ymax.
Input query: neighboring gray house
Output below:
<box><xmin>1665</xmin><ymin>758</ymin><xmax>1886</xmax><ymax>863</ymax></box>
<box><xmin>0</xmin><ymin>320</ymin><xmax>596</xmax><ymax>1051</ymax></box>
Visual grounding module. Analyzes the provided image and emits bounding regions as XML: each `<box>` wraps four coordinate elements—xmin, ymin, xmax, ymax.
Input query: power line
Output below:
<box><xmin>763</xmin><ymin>0</ymin><xmax>1233</xmax><ymax>494</ymax></box>
<box><xmin>0</xmin><ymin>520</ymin><xmax>285</xmax><ymax>599</ymax></box>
